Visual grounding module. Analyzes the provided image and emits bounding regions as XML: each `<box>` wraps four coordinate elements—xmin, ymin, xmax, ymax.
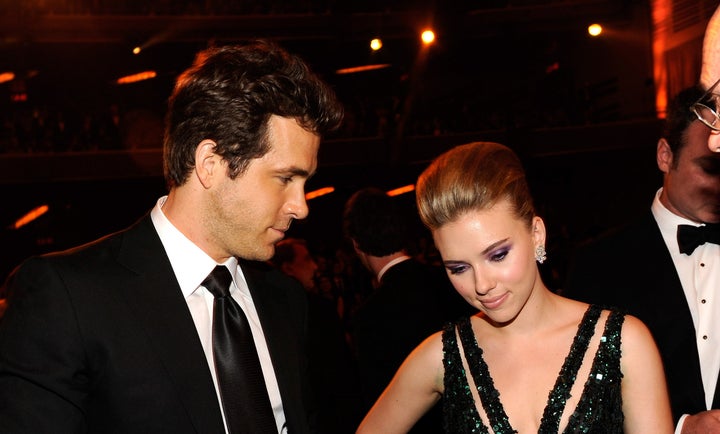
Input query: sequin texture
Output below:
<box><xmin>441</xmin><ymin>305</ymin><xmax>625</xmax><ymax>433</ymax></box>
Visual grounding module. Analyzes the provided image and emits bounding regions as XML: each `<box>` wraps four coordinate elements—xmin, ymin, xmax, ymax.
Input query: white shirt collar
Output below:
<box><xmin>150</xmin><ymin>196</ymin><xmax>244</xmax><ymax>298</ymax></box>
<box><xmin>651</xmin><ymin>188</ymin><xmax>704</xmax><ymax>255</ymax></box>
<box><xmin>377</xmin><ymin>255</ymin><xmax>411</xmax><ymax>283</ymax></box>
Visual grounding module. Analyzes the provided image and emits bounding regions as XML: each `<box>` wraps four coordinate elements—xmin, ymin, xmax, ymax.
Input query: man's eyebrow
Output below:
<box><xmin>277</xmin><ymin>167</ymin><xmax>313</xmax><ymax>178</ymax></box>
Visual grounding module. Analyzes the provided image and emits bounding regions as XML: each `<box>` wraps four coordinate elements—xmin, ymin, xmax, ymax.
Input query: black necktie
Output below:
<box><xmin>677</xmin><ymin>224</ymin><xmax>720</xmax><ymax>255</ymax></box>
<box><xmin>202</xmin><ymin>266</ymin><xmax>277</xmax><ymax>433</ymax></box>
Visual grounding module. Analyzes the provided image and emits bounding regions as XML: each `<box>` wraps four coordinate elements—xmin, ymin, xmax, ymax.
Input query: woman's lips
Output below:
<box><xmin>480</xmin><ymin>292</ymin><xmax>508</xmax><ymax>310</ymax></box>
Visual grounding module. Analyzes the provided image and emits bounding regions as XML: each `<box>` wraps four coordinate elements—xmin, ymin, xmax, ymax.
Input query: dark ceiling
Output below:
<box><xmin>0</xmin><ymin>0</ymin><xmax>643</xmax><ymax>127</ymax></box>
<box><xmin>0</xmin><ymin>0</ymin><xmax>666</xmax><ymax>283</ymax></box>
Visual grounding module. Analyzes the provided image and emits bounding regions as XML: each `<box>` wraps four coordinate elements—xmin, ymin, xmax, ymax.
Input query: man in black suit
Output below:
<box><xmin>564</xmin><ymin>85</ymin><xmax>720</xmax><ymax>433</ymax></box>
<box><xmin>271</xmin><ymin>238</ymin><xmax>363</xmax><ymax>434</ymax></box>
<box><xmin>343</xmin><ymin>187</ymin><xmax>470</xmax><ymax>434</ymax></box>
<box><xmin>0</xmin><ymin>40</ymin><xmax>343</xmax><ymax>433</ymax></box>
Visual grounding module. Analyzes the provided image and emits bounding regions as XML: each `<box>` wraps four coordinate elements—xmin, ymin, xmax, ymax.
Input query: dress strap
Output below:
<box><xmin>457</xmin><ymin>317</ymin><xmax>516</xmax><ymax>434</ymax></box>
<box><xmin>538</xmin><ymin>304</ymin><xmax>602</xmax><ymax>432</ymax></box>
<box><xmin>442</xmin><ymin>319</ymin><xmax>491</xmax><ymax>433</ymax></box>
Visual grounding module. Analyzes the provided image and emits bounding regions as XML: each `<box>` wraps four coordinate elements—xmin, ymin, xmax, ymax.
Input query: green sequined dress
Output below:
<box><xmin>441</xmin><ymin>305</ymin><xmax>625</xmax><ymax>434</ymax></box>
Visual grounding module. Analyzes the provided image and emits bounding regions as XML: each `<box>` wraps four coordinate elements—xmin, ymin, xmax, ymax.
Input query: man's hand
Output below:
<box><xmin>682</xmin><ymin>410</ymin><xmax>720</xmax><ymax>434</ymax></box>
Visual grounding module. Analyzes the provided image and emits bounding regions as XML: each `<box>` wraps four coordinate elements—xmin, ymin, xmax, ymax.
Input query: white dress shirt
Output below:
<box><xmin>652</xmin><ymin>189</ymin><xmax>720</xmax><ymax>431</ymax></box>
<box><xmin>150</xmin><ymin>196</ymin><xmax>287</xmax><ymax>434</ymax></box>
<box><xmin>376</xmin><ymin>255</ymin><xmax>411</xmax><ymax>283</ymax></box>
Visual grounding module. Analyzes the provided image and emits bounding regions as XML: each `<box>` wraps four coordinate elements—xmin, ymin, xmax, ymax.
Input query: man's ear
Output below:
<box><xmin>656</xmin><ymin>138</ymin><xmax>673</xmax><ymax>174</ymax></box>
<box><xmin>195</xmin><ymin>140</ymin><xmax>221</xmax><ymax>188</ymax></box>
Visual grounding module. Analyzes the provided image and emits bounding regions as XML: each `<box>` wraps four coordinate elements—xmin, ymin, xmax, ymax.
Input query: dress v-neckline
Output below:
<box><xmin>456</xmin><ymin>305</ymin><xmax>603</xmax><ymax>433</ymax></box>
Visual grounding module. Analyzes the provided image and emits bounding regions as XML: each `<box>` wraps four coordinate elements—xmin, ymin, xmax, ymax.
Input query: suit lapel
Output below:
<box><xmin>116</xmin><ymin>215</ymin><xmax>225</xmax><ymax>433</ymax></box>
<box><xmin>241</xmin><ymin>260</ymin><xmax>309</xmax><ymax>434</ymax></box>
<box><xmin>639</xmin><ymin>215</ymin><xmax>707</xmax><ymax>412</ymax></box>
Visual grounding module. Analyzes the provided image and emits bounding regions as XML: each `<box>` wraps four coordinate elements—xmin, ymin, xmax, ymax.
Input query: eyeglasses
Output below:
<box><xmin>691</xmin><ymin>78</ymin><xmax>720</xmax><ymax>132</ymax></box>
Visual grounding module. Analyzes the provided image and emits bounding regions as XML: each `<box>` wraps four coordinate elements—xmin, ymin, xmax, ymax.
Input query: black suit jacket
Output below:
<box><xmin>564</xmin><ymin>211</ymin><xmax>720</xmax><ymax>424</ymax></box>
<box><xmin>0</xmin><ymin>214</ymin><xmax>314</xmax><ymax>433</ymax></box>
<box><xmin>350</xmin><ymin>258</ymin><xmax>469</xmax><ymax>434</ymax></box>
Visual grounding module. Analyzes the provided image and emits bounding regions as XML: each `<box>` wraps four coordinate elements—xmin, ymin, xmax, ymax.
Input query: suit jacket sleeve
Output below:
<box><xmin>0</xmin><ymin>256</ymin><xmax>91</xmax><ymax>432</ymax></box>
<box><xmin>0</xmin><ymin>216</ymin><xmax>226</xmax><ymax>434</ymax></box>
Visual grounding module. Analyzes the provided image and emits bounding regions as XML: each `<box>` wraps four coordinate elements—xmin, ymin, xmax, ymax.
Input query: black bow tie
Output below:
<box><xmin>677</xmin><ymin>224</ymin><xmax>720</xmax><ymax>255</ymax></box>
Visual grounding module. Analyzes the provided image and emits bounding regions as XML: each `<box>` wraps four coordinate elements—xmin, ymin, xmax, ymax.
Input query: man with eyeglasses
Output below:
<box><xmin>701</xmin><ymin>3</ymin><xmax>720</xmax><ymax>154</ymax></box>
<box><xmin>564</xmin><ymin>85</ymin><xmax>720</xmax><ymax>434</ymax></box>
<box><xmin>692</xmin><ymin>79</ymin><xmax>720</xmax><ymax>134</ymax></box>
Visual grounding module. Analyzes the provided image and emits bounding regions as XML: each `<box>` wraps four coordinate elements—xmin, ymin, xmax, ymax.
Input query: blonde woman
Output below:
<box><xmin>356</xmin><ymin>142</ymin><xmax>673</xmax><ymax>434</ymax></box>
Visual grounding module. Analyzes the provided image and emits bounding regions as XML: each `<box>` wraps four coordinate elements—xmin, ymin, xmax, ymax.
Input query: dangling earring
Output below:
<box><xmin>535</xmin><ymin>245</ymin><xmax>547</xmax><ymax>264</ymax></box>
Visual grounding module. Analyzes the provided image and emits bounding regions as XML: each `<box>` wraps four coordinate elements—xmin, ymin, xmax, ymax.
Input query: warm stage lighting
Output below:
<box><xmin>421</xmin><ymin>30</ymin><xmax>435</xmax><ymax>45</ymax></box>
<box><xmin>588</xmin><ymin>24</ymin><xmax>603</xmax><ymax>37</ymax></box>
<box><xmin>370</xmin><ymin>38</ymin><xmax>382</xmax><ymax>51</ymax></box>
<box><xmin>132</xmin><ymin>46</ymin><xmax>142</xmax><ymax>55</ymax></box>
<box><xmin>336</xmin><ymin>64</ymin><xmax>391</xmax><ymax>75</ymax></box>
<box><xmin>0</xmin><ymin>72</ymin><xmax>15</xmax><ymax>84</ymax></box>
<box><xmin>305</xmin><ymin>187</ymin><xmax>335</xmax><ymax>200</ymax></box>
<box><xmin>116</xmin><ymin>71</ymin><xmax>157</xmax><ymax>84</ymax></box>
<box><xmin>387</xmin><ymin>184</ymin><xmax>415</xmax><ymax>197</ymax></box>
<box><xmin>13</xmin><ymin>205</ymin><xmax>49</xmax><ymax>229</ymax></box>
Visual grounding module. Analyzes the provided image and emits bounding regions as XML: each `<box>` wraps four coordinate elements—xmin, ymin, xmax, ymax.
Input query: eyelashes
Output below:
<box><xmin>489</xmin><ymin>248</ymin><xmax>509</xmax><ymax>262</ymax></box>
<box><xmin>445</xmin><ymin>245</ymin><xmax>511</xmax><ymax>275</ymax></box>
<box><xmin>447</xmin><ymin>264</ymin><xmax>469</xmax><ymax>275</ymax></box>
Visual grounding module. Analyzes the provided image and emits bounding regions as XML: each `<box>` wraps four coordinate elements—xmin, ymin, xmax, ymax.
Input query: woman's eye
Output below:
<box><xmin>490</xmin><ymin>250</ymin><xmax>509</xmax><ymax>262</ymax></box>
<box><xmin>447</xmin><ymin>265</ymin><xmax>469</xmax><ymax>275</ymax></box>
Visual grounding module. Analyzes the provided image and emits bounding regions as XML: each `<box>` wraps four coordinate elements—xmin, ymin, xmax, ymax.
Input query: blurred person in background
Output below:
<box><xmin>272</xmin><ymin>238</ymin><xmax>363</xmax><ymax>433</ymax></box>
<box><xmin>343</xmin><ymin>187</ymin><xmax>470</xmax><ymax>434</ymax></box>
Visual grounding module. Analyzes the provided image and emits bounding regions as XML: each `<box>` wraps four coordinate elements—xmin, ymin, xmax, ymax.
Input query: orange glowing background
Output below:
<box><xmin>13</xmin><ymin>205</ymin><xmax>49</xmax><ymax>229</ymax></box>
<box><xmin>305</xmin><ymin>187</ymin><xmax>334</xmax><ymax>200</ymax></box>
<box><xmin>117</xmin><ymin>71</ymin><xmax>157</xmax><ymax>85</ymax></box>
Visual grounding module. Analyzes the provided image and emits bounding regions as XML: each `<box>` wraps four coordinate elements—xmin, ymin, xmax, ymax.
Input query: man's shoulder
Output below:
<box><xmin>2</xmin><ymin>215</ymin><xmax>155</xmax><ymax>301</ymax></box>
<box><xmin>574</xmin><ymin>213</ymin><xmax>659</xmax><ymax>255</ymax></box>
<box><xmin>26</xmin><ymin>214</ymin><xmax>152</xmax><ymax>268</ymax></box>
<box><xmin>563</xmin><ymin>212</ymin><xmax>667</xmax><ymax>300</ymax></box>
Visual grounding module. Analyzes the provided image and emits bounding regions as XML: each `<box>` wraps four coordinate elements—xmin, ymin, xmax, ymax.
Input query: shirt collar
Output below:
<box><xmin>651</xmin><ymin>188</ymin><xmax>704</xmax><ymax>255</ymax></box>
<box><xmin>150</xmin><ymin>196</ymin><xmax>242</xmax><ymax>298</ymax></box>
<box><xmin>651</xmin><ymin>187</ymin><xmax>704</xmax><ymax>230</ymax></box>
<box><xmin>377</xmin><ymin>255</ymin><xmax>411</xmax><ymax>283</ymax></box>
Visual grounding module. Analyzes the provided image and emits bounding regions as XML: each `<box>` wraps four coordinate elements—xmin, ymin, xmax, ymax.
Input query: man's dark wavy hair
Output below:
<box><xmin>164</xmin><ymin>39</ymin><xmax>344</xmax><ymax>187</ymax></box>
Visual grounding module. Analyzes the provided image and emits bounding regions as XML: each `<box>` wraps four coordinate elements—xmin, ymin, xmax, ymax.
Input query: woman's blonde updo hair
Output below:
<box><xmin>416</xmin><ymin>142</ymin><xmax>536</xmax><ymax>231</ymax></box>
